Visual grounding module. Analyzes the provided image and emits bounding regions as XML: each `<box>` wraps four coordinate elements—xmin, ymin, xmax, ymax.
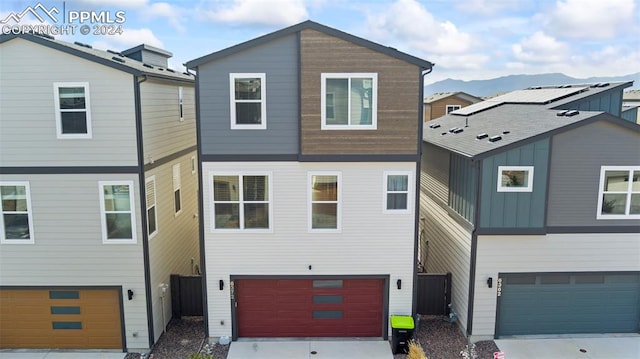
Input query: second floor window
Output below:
<box><xmin>146</xmin><ymin>176</ymin><xmax>158</xmax><ymax>238</ymax></box>
<box><xmin>0</xmin><ymin>182</ymin><xmax>35</xmax><ymax>244</ymax></box>
<box><xmin>212</xmin><ymin>173</ymin><xmax>271</xmax><ymax>230</ymax></box>
<box><xmin>230</xmin><ymin>73</ymin><xmax>266</xmax><ymax>129</ymax></box>
<box><xmin>54</xmin><ymin>82</ymin><xmax>92</xmax><ymax>139</ymax></box>
<box><xmin>597</xmin><ymin>166</ymin><xmax>640</xmax><ymax>219</ymax></box>
<box><xmin>321</xmin><ymin>73</ymin><xmax>377</xmax><ymax>130</ymax></box>
<box><xmin>173</xmin><ymin>164</ymin><xmax>182</xmax><ymax>215</ymax></box>
<box><xmin>446</xmin><ymin>105</ymin><xmax>461</xmax><ymax>114</ymax></box>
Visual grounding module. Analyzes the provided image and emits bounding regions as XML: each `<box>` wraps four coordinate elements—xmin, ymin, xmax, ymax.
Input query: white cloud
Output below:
<box><xmin>145</xmin><ymin>2</ymin><xmax>186</xmax><ymax>32</ymax></box>
<box><xmin>366</xmin><ymin>0</ymin><xmax>475</xmax><ymax>56</ymax></box>
<box><xmin>92</xmin><ymin>27</ymin><xmax>164</xmax><ymax>50</ymax></box>
<box><xmin>72</xmin><ymin>0</ymin><xmax>149</xmax><ymax>8</ymax></box>
<box><xmin>202</xmin><ymin>0</ymin><xmax>308</xmax><ymax>26</ymax></box>
<box><xmin>72</xmin><ymin>0</ymin><xmax>186</xmax><ymax>31</ymax></box>
<box><xmin>512</xmin><ymin>31</ymin><xmax>568</xmax><ymax>63</ymax></box>
<box><xmin>544</xmin><ymin>0</ymin><xmax>637</xmax><ymax>39</ymax></box>
<box><xmin>454</xmin><ymin>0</ymin><xmax>525</xmax><ymax>16</ymax></box>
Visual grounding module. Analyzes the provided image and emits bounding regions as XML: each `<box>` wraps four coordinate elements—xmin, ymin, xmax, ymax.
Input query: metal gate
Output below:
<box><xmin>170</xmin><ymin>274</ymin><xmax>203</xmax><ymax>317</ymax></box>
<box><xmin>416</xmin><ymin>273</ymin><xmax>451</xmax><ymax>315</ymax></box>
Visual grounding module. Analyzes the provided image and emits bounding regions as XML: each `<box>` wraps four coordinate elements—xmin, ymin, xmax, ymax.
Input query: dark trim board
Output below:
<box><xmin>144</xmin><ymin>145</ymin><xmax>197</xmax><ymax>171</ymax></box>
<box><xmin>0</xmin><ymin>285</ymin><xmax>127</xmax><ymax>352</ymax></box>
<box><xmin>476</xmin><ymin>228</ymin><xmax>547</xmax><ymax>235</ymax></box>
<box><xmin>547</xmin><ymin>226</ymin><xmax>640</xmax><ymax>234</ymax></box>
<box><xmin>0</xmin><ymin>166</ymin><xmax>139</xmax><ymax>174</ymax></box>
<box><xmin>299</xmin><ymin>154</ymin><xmax>421</xmax><ymax>162</ymax></box>
<box><xmin>229</xmin><ymin>274</ymin><xmax>390</xmax><ymax>341</ymax></box>
<box><xmin>200</xmin><ymin>154</ymin><xmax>298</xmax><ymax>162</ymax></box>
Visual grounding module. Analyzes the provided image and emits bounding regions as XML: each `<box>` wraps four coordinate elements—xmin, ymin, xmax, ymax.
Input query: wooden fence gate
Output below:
<box><xmin>170</xmin><ymin>274</ymin><xmax>203</xmax><ymax>317</ymax></box>
<box><xmin>416</xmin><ymin>273</ymin><xmax>451</xmax><ymax>315</ymax></box>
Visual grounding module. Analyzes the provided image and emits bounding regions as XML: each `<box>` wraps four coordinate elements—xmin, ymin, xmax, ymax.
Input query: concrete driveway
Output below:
<box><xmin>227</xmin><ymin>340</ymin><xmax>393</xmax><ymax>359</ymax></box>
<box><xmin>495</xmin><ymin>337</ymin><xmax>640</xmax><ymax>359</ymax></box>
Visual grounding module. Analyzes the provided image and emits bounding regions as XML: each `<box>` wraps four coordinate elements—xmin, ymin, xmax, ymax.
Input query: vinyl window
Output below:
<box><xmin>178</xmin><ymin>86</ymin><xmax>184</xmax><ymax>122</ymax></box>
<box><xmin>173</xmin><ymin>164</ymin><xmax>182</xmax><ymax>215</ymax></box>
<box><xmin>211</xmin><ymin>173</ymin><xmax>272</xmax><ymax>231</ymax></box>
<box><xmin>321</xmin><ymin>73</ymin><xmax>377</xmax><ymax>130</ymax></box>
<box><xmin>309</xmin><ymin>172</ymin><xmax>341</xmax><ymax>231</ymax></box>
<box><xmin>0</xmin><ymin>182</ymin><xmax>35</xmax><ymax>244</ymax></box>
<box><xmin>99</xmin><ymin>181</ymin><xmax>136</xmax><ymax>243</ymax></box>
<box><xmin>446</xmin><ymin>104</ymin><xmax>461</xmax><ymax>113</ymax></box>
<box><xmin>145</xmin><ymin>176</ymin><xmax>158</xmax><ymax>238</ymax></box>
<box><xmin>497</xmin><ymin>166</ymin><xmax>534</xmax><ymax>192</ymax></box>
<box><xmin>54</xmin><ymin>82</ymin><xmax>92</xmax><ymax>139</ymax></box>
<box><xmin>384</xmin><ymin>172</ymin><xmax>412</xmax><ymax>213</ymax></box>
<box><xmin>230</xmin><ymin>73</ymin><xmax>266</xmax><ymax>129</ymax></box>
<box><xmin>597</xmin><ymin>166</ymin><xmax>640</xmax><ymax>219</ymax></box>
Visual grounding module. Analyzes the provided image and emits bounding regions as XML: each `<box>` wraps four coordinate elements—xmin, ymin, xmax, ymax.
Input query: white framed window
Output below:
<box><xmin>321</xmin><ymin>73</ymin><xmax>377</xmax><ymax>130</ymax></box>
<box><xmin>145</xmin><ymin>176</ymin><xmax>158</xmax><ymax>239</ymax></box>
<box><xmin>497</xmin><ymin>166</ymin><xmax>534</xmax><ymax>192</ymax></box>
<box><xmin>178</xmin><ymin>86</ymin><xmax>184</xmax><ymax>122</ymax></box>
<box><xmin>53</xmin><ymin>82</ymin><xmax>92</xmax><ymax>139</ymax></box>
<box><xmin>210</xmin><ymin>172</ymin><xmax>272</xmax><ymax>231</ymax></box>
<box><xmin>309</xmin><ymin>172</ymin><xmax>341</xmax><ymax>231</ymax></box>
<box><xmin>446</xmin><ymin>104</ymin><xmax>461</xmax><ymax>114</ymax></box>
<box><xmin>191</xmin><ymin>156</ymin><xmax>196</xmax><ymax>175</ymax></box>
<box><xmin>0</xmin><ymin>182</ymin><xmax>35</xmax><ymax>244</ymax></box>
<box><xmin>99</xmin><ymin>181</ymin><xmax>136</xmax><ymax>244</ymax></box>
<box><xmin>173</xmin><ymin>163</ymin><xmax>182</xmax><ymax>216</ymax></box>
<box><xmin>230</xmin><ymin>73</ymin><xmax>266</xmax><ymax>130</ymax></box>
<box><xmin>384</xmin><ymin>172</ymin><xmax>412</xmax><ymax>213</ymax></box>
<box><xmin>596</xmin><ymin>166</ymin><xmax>640</xmax><ymax>219</ymax></box>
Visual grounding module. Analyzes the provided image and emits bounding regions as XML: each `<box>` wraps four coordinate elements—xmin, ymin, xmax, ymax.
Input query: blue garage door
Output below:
<box><xmin>497</xmin><ymin>273</ymin><xmax>640</xmax><ymax>337</ymax></box>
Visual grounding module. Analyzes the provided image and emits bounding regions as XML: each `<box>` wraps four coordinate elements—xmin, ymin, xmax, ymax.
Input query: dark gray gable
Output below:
<box><xmin>186</xmin><ymin>20</ymin><xmax>433</xmax><ymax>70</ymax></box>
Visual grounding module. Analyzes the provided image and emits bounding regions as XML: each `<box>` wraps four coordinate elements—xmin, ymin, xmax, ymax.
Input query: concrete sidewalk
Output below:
<box><xmin>0</xmin><ymin>351</ymin><xmax>125</xmax><ymax>359</ymax></box>
<box><xmin>495</xmin><ymin>337</ymin><xmax>640</xmax><ymax>359</ymax></box>
<box><xmin>227</xmin><ymin>340</ymin><xmax>393</xmax><ymax>359</ymax></box>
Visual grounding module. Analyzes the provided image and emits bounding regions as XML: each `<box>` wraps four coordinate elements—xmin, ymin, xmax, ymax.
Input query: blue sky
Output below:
<box><xmin>2</xmin><ymin>0</ymin><xmax>639</xmax><ymax>84</ymax></box>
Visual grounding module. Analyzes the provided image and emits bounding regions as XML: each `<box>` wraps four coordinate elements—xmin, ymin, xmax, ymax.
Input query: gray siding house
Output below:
<box><xmin>186</xmin><ymin>21</ymin><xmax>433</xmax><ymax>341</ymax></box>
<box><xmin>0</xmin><ymin>34</ymin><xmax>199</xmax><ymax>352</ymax></box>
<box><xmin>419</xmin><ymin>82</ymin><xmax>640</xmax><ymax>340</ymax></box>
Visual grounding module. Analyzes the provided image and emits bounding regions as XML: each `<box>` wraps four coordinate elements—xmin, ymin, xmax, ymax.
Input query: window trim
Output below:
<box><xmin>596</xmin><ymin>166</ymin><xmax>640</xmax><ymax>220</ymax></box>
<box><xmin>308</xmin><ymin>171</ymin><xmax>342</xmax><ymax>232</ymax></box>
<box><xmin>0</xmin><ymin>181</ymin><xmax>35</xmax><ymax>244</ymax></box>
<box><xmin>191</xmin><ymin>156</ymin><xmax>196</xmax><ymax>175</ymax></box>
<box><xmin>145</xmin><ymin>176</ymin><xmax>158</xmax><ymax>239</ymax></box>
<box><xmin>178</xmin><ymin>86</ymin><xmax>184</xmax><ymax>122</ymax></box>
<box><xmin>383</xmin><ymin>171</ymin><xmax>413</xmax><ymax>214</ymax></box>
<box><xmin>321</xmin><ymin>73</ymin><xmax>378</xmax><ymax>130</ymax></box>
<box><xmin>209</xmin><ymin>172</ymin><xmax>273</xmax><ymax>232</ymax></box>
<box><xmin>229</xmin><ymin>73</ymin><xmax>266</xmax><ymax>130</ymax></box>
<box><xmin>53</xmin><ymin>82</ymin><xmax>92</xmax><ymax>139</ymax></box>
<box><xmin>446</xmin><ymin>104</ymin><xmax>461</xmax><ymax>114</ymax></box>
<box><xmin>173</xmin><ymin>163</ymin><xmax>182</xmax><ymax>216</ymax></box>
<box><xmin>497</xmin><ymin>166</ymin><xmax>534</xmax><ymax>192</ymax></box>
<box><xmin>99</xmin><ymin>180</ymin><xmax>136</xmax><ymax>244</ymax></box>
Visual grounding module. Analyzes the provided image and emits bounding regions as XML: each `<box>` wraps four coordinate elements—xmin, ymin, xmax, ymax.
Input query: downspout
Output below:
<box><xmin>412</xmin><ymin>66</ymin><xmax>433</xmax><ymax>319</ymax></box>
<box><xmin>133</xmin><ymin>74</ymin><xmax>155</xmax><ymax>349</ymax></box>
<box><xmin>466</xmin><ymin>158</ymin><xmax>482</xmax><ymax>337</ymax></box>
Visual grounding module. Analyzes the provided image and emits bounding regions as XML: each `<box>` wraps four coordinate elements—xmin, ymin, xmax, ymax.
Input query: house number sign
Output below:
<box><xmin>496</xmin><ymin>277</ymin><xmax>503</xmax><ymax>297</ymax></box>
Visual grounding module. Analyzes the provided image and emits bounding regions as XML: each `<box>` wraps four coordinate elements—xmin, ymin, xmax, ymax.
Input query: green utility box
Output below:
<box><xmin>390</xmin><ymin>315</ymin><xmax>415</xmax><ymax>354</ymax></box>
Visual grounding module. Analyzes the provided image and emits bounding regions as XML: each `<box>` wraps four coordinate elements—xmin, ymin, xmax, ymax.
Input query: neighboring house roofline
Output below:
<box><xmin>186</xmin><ymin>20</ymin><xmax>434</xmax><ymax>70</ymax></box>
<box><xmin>424</xmin><ymin>91</ymin><xmax>483</xmax><ymax>104</ymax></box>
<box><xmin>0</xmin><ymin>33</ymin><xmax>194</xmax><ymax>84</ymax></box>
<box><xmin>121</xmin><ymin>43</ymin><xmax>173</xmax><ymax>58</ymax></box>
<box><xmin>425</xmin><ymin>111</ymin><xmax>639</xmax><ymax>160</ymax></box>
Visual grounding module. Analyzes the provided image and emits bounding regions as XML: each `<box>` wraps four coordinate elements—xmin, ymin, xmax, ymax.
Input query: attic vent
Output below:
<box><xmin>30</xmin><ymin>31</ymin><xmax>54</xmax><ymax>40</ymax></box>
<box><xmin>489</xmin><ymin>135</ymin><xmax>502</xmax><ymax>142</ymax></box>
<box><xmin>158</xmin><ymin>68</ymin><xmax>165</xmax><ymax>71</ymax></box>
<box><xmin>449</xmin><ymin>127</ymin><xmax>464</xmax><ymax>134</ymax></box>
<box><xmin>143</xmin><ymin>63</ymin><xmax>154</xmax><ymax>69</ymax></box>
<box><xmin>183</xmin><ymin>72</ymin><xmax>191</xmax><ymax>76</ymax></box>
<box><xmin>596</xmin><ymin>82</ymin><xmax>610</xmax><ymax>88</ymax></box>
<box><xmin>528</xmin><ymin>86</ymin><xmax>542</xmax><ymax>90</ymax></box>
<box><xmin>166</xmin><ymin>68</ymin><xmax>175</xmax><ymax>73</ymax></box>
<box><xmin>559</xmin><ymin>84</ymin><xmax>572</xmax><ymax>88</ymax></box>
<box><xmin>556</xmin><ymin>110</ymin><xmax>568</xmax><ymax>116</ymax></box>
<box><xmin>441</xmin><ymin>132</ymin><xmax>448</xmax><ymax>136</ymax></box>
<box><xmin>111</xmin><ymin>56</ymin><xmax>125</xmax><ymax>63</ymax></box>
<box><xmin>476</xmin><ymin>133</ymin><xmax>489</xmax><ymax>140</ymax></box>
<box><xmin>429</xmin><ymin>124</ymin><xmax>441</xmax><ymax>129</ymax></box>
<box><xmin>74</xmin><ymin>41</ymin><xmax>92</xmax><ymax>49</ymax></box>
<box><xmin>502</xmin><ymin>131</ymin><xmax>510</xmax><ymax>135</ymax></box>
<box><xmin>564</xmin><ymin>110</ymin><xmax>579</xmax><ymax>116</ymax></box>
<box><xmin>107</xmin><ymin>49</ymin><xmax>124</xmax><ymax>56</ymax></box>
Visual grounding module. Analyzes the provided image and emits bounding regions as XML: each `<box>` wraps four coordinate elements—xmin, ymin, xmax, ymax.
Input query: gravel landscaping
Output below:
<box><xmin>126</xmin><ymin>315</ymin><xmax>499</xmax><ymax>358</ymax></box>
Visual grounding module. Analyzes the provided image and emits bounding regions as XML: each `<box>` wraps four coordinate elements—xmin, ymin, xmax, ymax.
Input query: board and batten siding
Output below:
<box><xmin>196</xmin><ymin>34</ymin><xmax>299</xmax><ymax>155</ymax></box>
<box><xmin>202</xmin><ymin>161</ymin><xmax>416</xmax><ymax>338</ymax></box>
<box><xmin>300</xmin><ymin>29</ymin><xmax>421</xmax><ymax>155</ymax></box>
<box><xmin>559</xmin><ymin>88</ymin><xmax>624</xmax><ymax>117</ymax></box>
<box><xmin>0</xmin><ymin>38</ymin><xmax>138</xmax><ymax>167</ymax></box>
<box><xmin>141</xmin><ymin>80</ymin><xmax>196</xmax><ymax>163</ymax></box>
<box><xmin>479</xmin><ymin>139</ymin><xmax>549</xmax><ymax>229</ymax></box>
<box><xmin>0</xmin><ymin>173</ymin><xmax>149</xmax><ymax>350</ymax></box>
<box><xmin>421</xmin><ymin>143</ymin><xmax>450</xmax><ymax>204</ymax></box>
<box><xmin>547</xmin><ymin>120</ymin><xmax>640</xmax><ymax>227</ymax></box>
<box><xmin>146</xmin><ymin>151</ymin><xmax>200</xmax><ymax>341</ymax></box>
<box><xmin>472</xmin><ymin>232</ymin><xmax>640</xmax><ymax>339</ymax></box>
<box><xmin>420</xmin><ymin>195</ymin><xmax>472</xmax><ymax>333</ymax></box>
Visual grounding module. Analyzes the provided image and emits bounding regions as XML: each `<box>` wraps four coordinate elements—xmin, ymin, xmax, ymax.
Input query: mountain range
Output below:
<box><xmin>424</xmin><ymin>72</ymin><xmax>640</xmax><ymax>98</ymax></box>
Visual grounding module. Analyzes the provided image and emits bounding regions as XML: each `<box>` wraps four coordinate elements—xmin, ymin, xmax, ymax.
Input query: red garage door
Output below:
<box><xmin>235</xmin><ymin>278</ymin><xmax>384</xmax><ymax>337</ymax></box>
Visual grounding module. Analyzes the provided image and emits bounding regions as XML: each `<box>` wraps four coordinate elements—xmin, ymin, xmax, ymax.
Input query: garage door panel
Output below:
<box><xmin>498</xmin><ymin>273</ymin><xmax>640</xmax><ymax>336</ymax></box>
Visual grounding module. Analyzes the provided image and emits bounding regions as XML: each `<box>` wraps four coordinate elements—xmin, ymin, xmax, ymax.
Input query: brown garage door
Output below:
<box><xmin>0</xmin><ymin>289</ymin><xmax>123</xmax><ymax>349</ymax></box>
<box><xmin>235</xmin><ymin>278</ymin><xmax>384</xmax><ymax>337</ymax></box>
